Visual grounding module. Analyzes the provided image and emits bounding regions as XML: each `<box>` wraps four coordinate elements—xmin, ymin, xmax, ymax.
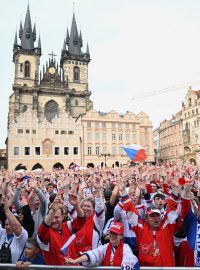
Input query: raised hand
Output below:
<box><xmin>50</xmin><ymin>196</ymin><xmax>62</xmax><ymax>212</ymax></box>
<box><xmin>137</xmin><ymin>178</ymin><xmax>146</xmax><ymax>192</ymax></box>
<box><xmin>3</xmin><ymin>197</ymin><xmax>10</xmax><ymax>212</ymax></box>
<box><xmin>28</xmin><ymin>178</ymin><xmax>38</xmax><ymax>189</ymax></box>
<box><xmin>116</xmin><ymin>177</ymin><xmax>126</xmax><ymax>192</ymax></box>
<box><xmin>68</xmin><ymin>193</ymin><xmax>79</xmax><ymax>207</ymax></box>
<box><xmin>93</xmin><ymin>176</ymin><xmax>102</xmax><ymax>190</ymax></box>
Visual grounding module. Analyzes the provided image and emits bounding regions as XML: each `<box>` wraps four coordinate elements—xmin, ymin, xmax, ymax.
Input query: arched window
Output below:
<box><xmin>24</xmin><ymin>61</ymin><xmax>30</xmax><ymax>77</ymax></box>
<box><xmin>44</xmin><ymin>100</ymin><xmax>59</xmax><ymax>122</ymax></box>
<box><xmin>73</xmin><ymin>66</ymin><xmax>80</xmax><ymax>81</ymax></box>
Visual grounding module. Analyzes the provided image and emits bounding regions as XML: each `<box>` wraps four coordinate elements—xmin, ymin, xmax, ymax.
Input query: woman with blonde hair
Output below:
<box><xmin>62</xmin><ymin>176</ymin><xmax>105</xmax><ymax>259</ymax></box>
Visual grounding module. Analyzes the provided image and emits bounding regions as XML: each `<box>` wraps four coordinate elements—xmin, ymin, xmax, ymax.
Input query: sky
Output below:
<box><xmin>1</xmin><ymin>0</ymin><xmax>200</xmax><ymax>148</ymax></box>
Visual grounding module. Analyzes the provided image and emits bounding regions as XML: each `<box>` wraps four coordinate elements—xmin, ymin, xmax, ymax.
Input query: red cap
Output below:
<box><xmin>109</xmin><ymin>221</ymin><xmax>124</xmax><ymax>235</ymax></box>
<box><xmin>146</xmin><ymin>208</ymin><xmax>161</xmax><ymax>215</ymax></box>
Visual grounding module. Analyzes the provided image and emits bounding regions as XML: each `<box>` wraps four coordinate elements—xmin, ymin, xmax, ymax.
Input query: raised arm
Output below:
<box><xmin>93</xmin><ymin>177</ymin><xmax>105</xmax><ymax>232</ymax></box>
<box><xmin>13</xmin><ymin>182</ymin><xmax>24</xmax><ymax>210</ymax></box>
<box><xmin>4</xmin><ymin>198</ymin><xmax>22</xmax><ymax>237</ymax></box>
<box><xmin>31</xmin><ymin>181</ymin><xmax>47</xmax><ymax>217</ymax></box>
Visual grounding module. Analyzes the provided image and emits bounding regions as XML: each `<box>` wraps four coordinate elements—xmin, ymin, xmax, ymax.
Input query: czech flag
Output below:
<box><xmin>122</xmin><ymin>144</ymin><xmax>147</xmax><ymax>162</ymax></box>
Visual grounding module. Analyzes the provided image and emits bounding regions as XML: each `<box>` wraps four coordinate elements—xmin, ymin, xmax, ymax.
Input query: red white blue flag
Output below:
<box><xmin>122</xmin><ymin>144</ymin><xmax>147</xmax><ymax>162</ymax></box>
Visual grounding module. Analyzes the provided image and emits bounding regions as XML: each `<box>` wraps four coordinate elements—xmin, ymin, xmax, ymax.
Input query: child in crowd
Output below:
<box><xmin>16</xmin><ymin>237</ymin><xmax>45</xmax><ymax>267</ymax></box>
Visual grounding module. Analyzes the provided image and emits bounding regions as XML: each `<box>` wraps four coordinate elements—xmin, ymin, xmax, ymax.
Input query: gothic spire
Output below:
<box><xmin>66</xmin><ymin>29</ymin><xmax>69</xmax><ymax>46</ymax></box>
<box><xmin>33</xmin><ymin>23</ymin><xmax>36</xmax><ymax>42</ymax></box>
<box><xmin>79</xmin><ymin>30</ymin><xmax>83</xmax><ymax>48</ymax></box>
<box><xmin>38</xmin><ymin>35</ymin><xmax>41</xmax><ymax>48</ymax></box>
<box><xmin>19</xmin><ymin>21</ymin><xmax>23</xmax><ymax>39</ymax></box>
<box><xmin>13</xmin><ymin>30</ymin><xmax>18</xmax><ymax>49</ymax></box>
<box><xmin>63</xmin><ymin>39</ymin><xmax>66</xmax><ymax>51</ymax></box>
<box><xmin>68</xmin><ymin>13</ymin><xmax>82</xmax><ymax>55</ymax></box>
<box><xmin>86</xmin><ymin>42</ymin><xmax>90</xmax><ymax>55</ymax></box>
<box><xmin>20</xmin><ymin>4</ymin><xmax>35</xmax><ymax>50</ymax></box>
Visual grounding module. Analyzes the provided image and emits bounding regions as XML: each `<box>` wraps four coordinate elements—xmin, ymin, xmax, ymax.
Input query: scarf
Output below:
<box><xmin>103</xmin><ymin>240</ymin><xmax>123</xmax><ymax>266</ymax></box>
<box><xmin>67</xmin><ymin>215</ymin><xmax>94</xmax><ymax>259</ymax></box>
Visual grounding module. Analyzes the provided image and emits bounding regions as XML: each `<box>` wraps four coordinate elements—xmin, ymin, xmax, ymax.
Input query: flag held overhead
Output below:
<box><xmin>122</xmin><ymin>144</ymin><xmax>147</xmax><ymax>162</ymax></box>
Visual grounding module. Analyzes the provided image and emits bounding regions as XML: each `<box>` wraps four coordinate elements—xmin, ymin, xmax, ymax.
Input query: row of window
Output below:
<box><xmin>55</xmin><ymin>130</ymin><xmax>74</xmax><ymax>135</ymax></box>
<box><xmin>160</xmin><ymin>134</ymin><xmax>182</xmax><ymax>145</ymax></box>
<box><xmin>17</xmin><ymin>129</ymin><xmax>75</xmax><ymax>135</ymax></box>
<box><xmin>184</xmin><ymin>108</ymin><xmax>198</xmax><ymax>118</ymax></box>
<box><xmin>13</xmin><ymin>146</ymin><xmax>78</xmax><ymax>156</ymax></box>
<box><xmin>87</xmin><ymin>133</ymin><xmax>138</xmax><ymax>142</ymax></box>
<box><xmin>160</xmin><ymin>124</ymin><xmax>182</xmax><ymax>136</ymax></box>
<box><xmin>87</xmin><ymin>122</ymin><xmax>138</xmax><ymax>129</ymax></box>
<box><xmin>87</xmin><ymin>146</ymin><xmax>150</xmax><ymax>156</ymax></box>
<box><xmin>68</xmin><ymin>61</ymin><xmax>87</xmax><ymax>66</ymax></box>
<box><xmin>87</xmin><ymin>146</ymin><xmax>125</xmax><ymax>156</ymax></box>
<box><xmin>20</xmin><ymin>61</ymin><xmax>84</xmax><ymax>82</ymax></box>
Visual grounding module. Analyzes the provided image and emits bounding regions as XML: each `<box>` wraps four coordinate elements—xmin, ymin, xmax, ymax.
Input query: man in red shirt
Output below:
<box><xmin>37</xmin><ymin>194</ymin><xmax>85</xmax><ymax>265</ymax></box>
<box><xmin>119</xmin><ymin>182</ymin><xmax>179</xmax><ymax>267</ymax></box>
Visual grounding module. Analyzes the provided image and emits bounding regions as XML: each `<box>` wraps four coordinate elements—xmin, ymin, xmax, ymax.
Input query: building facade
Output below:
<box><xmin>182</xmin><ymin>86</ymin><xmax>200</xmax><ymax>163</ymax></box>
<box><xmin>159</xmin><ymin>112</ymin><xmax>184</xmax><ymax>164</ymax></box>
<box><xmin>7</xmin><ymin>5</ymin><xmax>154</xmax><ymax>171</ymax></box>
<box><xmin>82</xmin><ymin>110</ymin><xmax>154</xmax><ymax>167</ymax></box>
<box><xmin>154</xmin><ymin>86</ymin><xmax>200</xmax><ymax>164</ymax></box>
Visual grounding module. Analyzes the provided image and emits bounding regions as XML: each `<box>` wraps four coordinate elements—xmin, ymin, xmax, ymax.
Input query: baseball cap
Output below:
<box><xmin>146</xmin><ymin>208</ymin><xmax>161</xmax><ymax>215</ymax></box>
<box><xmin>109</xmin><ymin>221</ymin><xmax>124</xmax><ymax>235</ymax></box>
<box><xmin>153</xmin><ymin>192</ymin><xmax>165</xmax><ymax>200</ymax></box>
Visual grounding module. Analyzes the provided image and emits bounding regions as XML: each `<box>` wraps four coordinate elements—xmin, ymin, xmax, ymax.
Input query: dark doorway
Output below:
<box><xmin>15</xmin><ymin>164</ymin><xmax>27</xmax><ymax>171</ymax></box>
<box><xmin>32</xmin><ymin>163</ymin><xmax>43</xmax><ymax>171</ymax></box>
<box><xmin>53</xmin><ymin>162</ymin><xmax>64</xmax><ymax>170</ymax></box>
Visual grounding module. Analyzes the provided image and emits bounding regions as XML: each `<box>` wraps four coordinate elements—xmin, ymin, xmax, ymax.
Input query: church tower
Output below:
<box><xmin>60</xmin><ymin>13</ymin><xmax>93</xmax><ymax>117</ymax></box>
<box><xmin>7</xmin><ymin>6</ymin><xmax>86</xmax><ymax>171</ymax></box>
<box><xmin>9</xmin><ymin>4</ymin><xmax>41</xmax><ymax>123</ymax></box>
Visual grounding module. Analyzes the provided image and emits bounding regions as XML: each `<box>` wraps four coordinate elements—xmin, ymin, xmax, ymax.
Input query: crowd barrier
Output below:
<box><xmin>0</xmin><ymin>265</ymin><xmax>198</xmax><ymax>270</ymax></box>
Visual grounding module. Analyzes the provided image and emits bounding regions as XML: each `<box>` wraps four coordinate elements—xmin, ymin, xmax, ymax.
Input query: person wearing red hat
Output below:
<box><xmin>119</xmin><ymin>183</ymin><xmax>179</xmax><ymax>267</ymax></box>
<box><xmin>65</xmin><ymin>221</ymin><xmax>140</xmax><ymax>269</ymax></box>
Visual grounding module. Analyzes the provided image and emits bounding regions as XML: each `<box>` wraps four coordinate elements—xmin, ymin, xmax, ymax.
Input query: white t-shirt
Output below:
<box><xmin>0</xmin><ymin>224</ymin><xmax>28</xmax><ymax>263</ymax></box>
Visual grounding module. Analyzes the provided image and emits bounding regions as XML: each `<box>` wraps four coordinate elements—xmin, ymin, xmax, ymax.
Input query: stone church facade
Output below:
<box><xmin>7</xmin><ymin>5</ymin><xmax>154</xmax><ymax>170</ymax></box>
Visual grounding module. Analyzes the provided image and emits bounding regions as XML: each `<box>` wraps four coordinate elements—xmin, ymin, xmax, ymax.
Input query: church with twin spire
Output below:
<box><xmin>7</xmin><ymin>4</ymin><xmax>154</xmax><ymax>170</ymax></box>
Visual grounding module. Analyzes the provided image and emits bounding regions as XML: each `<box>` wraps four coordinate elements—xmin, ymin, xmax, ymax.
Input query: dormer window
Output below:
<box><xmin>24</xmin><ymin>61</ymin><xmax>30</xmax><ymax>77</ymax></box>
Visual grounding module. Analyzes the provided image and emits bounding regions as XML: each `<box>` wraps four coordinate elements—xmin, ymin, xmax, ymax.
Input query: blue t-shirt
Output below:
<box><xmin>21</xmin><ymin>254</ymin><xmax>45</xmax><ymax>265</ymax></box>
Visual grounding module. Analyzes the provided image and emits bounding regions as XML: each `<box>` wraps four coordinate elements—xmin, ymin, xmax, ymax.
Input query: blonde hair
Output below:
<box><xmin>80</xmin><ymin>197</ymin><xmax>95</xmax><ymax>209</ymax></box>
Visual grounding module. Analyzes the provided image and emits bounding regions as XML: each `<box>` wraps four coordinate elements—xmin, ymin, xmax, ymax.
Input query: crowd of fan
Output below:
<box><xmin>0</xmin><ymin>162</ymin><xmax>200</xmax><ymax>268</ymax></box>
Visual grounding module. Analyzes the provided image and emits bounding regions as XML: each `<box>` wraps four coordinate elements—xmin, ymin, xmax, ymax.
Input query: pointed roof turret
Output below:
<box><xmin>60</xmin><ymin>11</ymin><xmax>91</xmax><ymax>65</ymax></box>
<box><xmin>37</xmin><ymin>35</ymin><xmax>41</xmax><ymax>48</ymax></box>
<box><xmin>66</xmin><ymin>29</ymin><xmax>69</xmax><ymax>46</ymax></box>
<box><xmin>33</xmin><ymin>23</ymin><xmax>36</xmax><ymax>42</ymax></box>
<box><xmin>86</xmin><ymin>42</ymin><xmax>90</xmax><ymax>55</ymax></box>
<box><xmin>13</xmin><ymin>30</ymin><xmax>18</xmax><ymax>49</ymax></box>
<box><xmin>68</xmin><ymin>13</ymin><xmax>82</xmax><ymax>55</ymax></box>
<box><xmin>20</xmin><ymin>4</ymin><xmax>35</xmax><ymax>50</ymax></box>
<box><xmin>79</xmin><ymin>30</ymin><xmax>83</xmax><ymax>48</ymax></box>
<box><xmin>63</xmin><ymin>39</ymin><xmax>66</xmax><ymax>51</ymax></box>
<box><xmin>19</xmin><ymin>21</ymin><xmax>23</xmax><ymax>39</ymax></box>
